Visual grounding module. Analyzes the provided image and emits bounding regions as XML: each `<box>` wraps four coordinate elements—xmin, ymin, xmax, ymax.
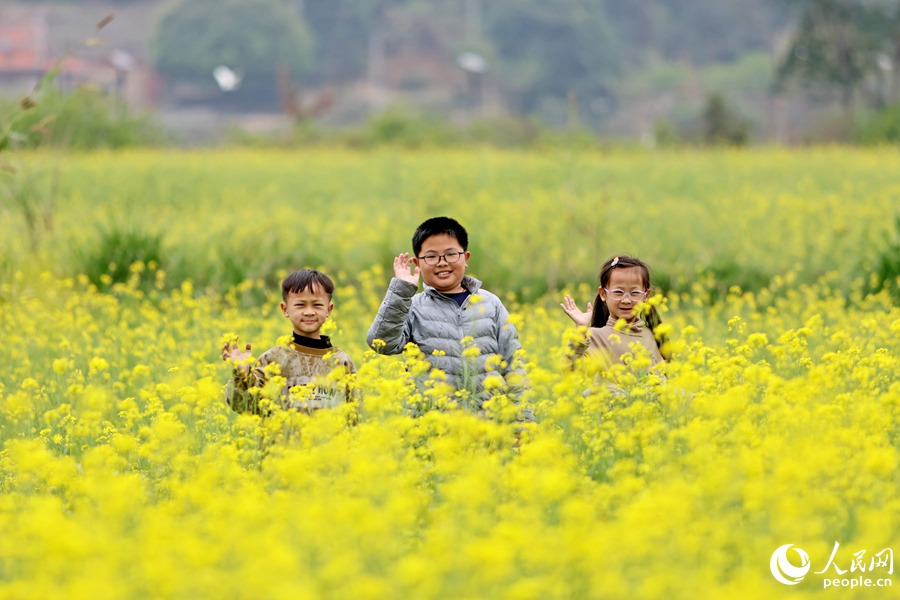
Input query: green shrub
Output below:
<box><xmin>702</xmin><ymin>92</ymin><xmax>749</xmax><ymax>147</ymax></box>
<box><xmin>705</xmin><ymin>254</ymin><xmax>771</xmax><ymax>301</ymax></box>
<box><xmin>76</xmin><ymin>227</ymin><xmax>164</xmax><ymax>290</ymax></box>
<box><xmin>858</xmin><ymin>105</ymin><xmax>900</xmax><ymax>145</ymax></box>
<box><xmin>653</xmin><ymin>118</ymin><xmax>681</xmax><ymax>148</ymax></box>
<box><xmin>4</xmin><ymin>87</ymin><xmax>163</xmax><ymax>150</ymax></box>
<box><xmin>655</xmin><ymin>254</ymin><xmax>772</xmax><ymax>303</ymax></box>
<box><xmin>873</xmin><ymin>216</ymin><xmax>900</xmax><ymax>300</ymax></box>
<box><xmin>364</xmin><ymin>108</ymin><xmax>461</xmax><ymax>148</ymax></box>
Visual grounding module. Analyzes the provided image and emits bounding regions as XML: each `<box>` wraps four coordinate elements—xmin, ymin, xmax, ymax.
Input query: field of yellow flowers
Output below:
<box><xmin>1</xmin><ymin>148</ymin><xmax>899</xmax><ymax>598</ymax></box>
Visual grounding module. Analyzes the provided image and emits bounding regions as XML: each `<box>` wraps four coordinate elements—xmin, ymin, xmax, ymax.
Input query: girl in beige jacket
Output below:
<box><xmin>560</xmin><ymin>255</ymin><xmax>670</xmax><ymax>373</ymax></box>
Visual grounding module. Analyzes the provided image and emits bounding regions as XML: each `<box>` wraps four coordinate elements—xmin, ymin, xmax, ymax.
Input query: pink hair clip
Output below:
<box><xmin>611</xmin><ymin>256</ymin><xmax>620</xmax><ymax>267</ymax></box>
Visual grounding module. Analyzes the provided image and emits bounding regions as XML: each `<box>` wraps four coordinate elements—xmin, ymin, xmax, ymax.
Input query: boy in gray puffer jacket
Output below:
<box><xmin>366</xmin><ymin>217</ymin><xmax>532</xmax><ymax>420</ymax></box>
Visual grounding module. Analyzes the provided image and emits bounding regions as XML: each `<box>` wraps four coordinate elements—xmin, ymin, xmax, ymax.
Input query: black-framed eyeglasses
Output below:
<box><xmin>603</xmin><ymin>288</ymin><xmax>649</xmax><ymax>301</ymax></box>
<box><xmin>418</xmin><ymin>251</ymin><xmax>465</xmax><ymax>266</ymax></box>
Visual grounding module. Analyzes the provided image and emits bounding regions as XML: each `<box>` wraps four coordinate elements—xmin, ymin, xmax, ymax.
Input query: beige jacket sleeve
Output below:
<box><xmin>225</xmin><ymin>353</ymin><xmax>274</xmax><ymax>414</ymax></box>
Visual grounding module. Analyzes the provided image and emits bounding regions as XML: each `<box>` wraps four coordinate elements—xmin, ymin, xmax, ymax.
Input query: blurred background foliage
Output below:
<box><xmin>0</xmin><ymin>87</ymin><xmax>162</xmax><ymax>149</ymax></box>
<box><xmin>2</xmin><ymin>0</ymin><xmax>900</xmax><ymax>307</ymax></box>
<box><xmin>151</xmin><ymin>0</ymin><xmax>314</xmax><ymax>110</ymax></box>
<box><xmin>4</xmin><ymin>0</ymin><xmax>900</xmax><ymax>146</ymax></box>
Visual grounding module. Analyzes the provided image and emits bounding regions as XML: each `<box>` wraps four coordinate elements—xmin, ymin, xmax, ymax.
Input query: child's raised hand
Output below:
<box><xmin>560</xmin><ymin>295</ymin><xmax>593</xmax><ymax>328</ymax></box>
<box><xmin>393</xmin><ymin>252</ymin><xmax>420</xmax><ymax>286</ymax></box>
<box><xmin>222</xmin><ymin>339</ymin><xmax>253</xmax><ymax>373</ymax></box>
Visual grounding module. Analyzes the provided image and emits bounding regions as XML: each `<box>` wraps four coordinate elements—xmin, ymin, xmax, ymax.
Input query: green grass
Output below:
<box><xmin>1</xmin><ymin>147</ymin><xmax>898</xmax><ymax>301</ymax></box>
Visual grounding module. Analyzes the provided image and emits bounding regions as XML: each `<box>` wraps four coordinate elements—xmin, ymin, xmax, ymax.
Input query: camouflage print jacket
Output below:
<box><xmin>226</xmin><ymin>335</ymin><xmax>355</xmax><ymax>414</ymax></box>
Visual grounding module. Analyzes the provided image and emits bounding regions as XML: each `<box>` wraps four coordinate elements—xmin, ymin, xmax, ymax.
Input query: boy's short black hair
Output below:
<box><xmin>282</xmin><ymin>269</ymin><xmax>335</xmax><ymax>301</ymax></box>
<box><xmin>412</xmin><ymin>216</ymin><xmax>469</xmax><ymax>256</ymax></box>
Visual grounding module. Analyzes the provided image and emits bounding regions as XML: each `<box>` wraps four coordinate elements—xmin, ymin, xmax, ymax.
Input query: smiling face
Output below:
<box><xmin>599</xmin><ymin>267</ymin><xmax>648</xmax><ymax>323</ymax></box>
<box><xmin>413</xmin><ymin>233</ymin><xmax>470</xmax><ymax>294</ymax></box>
<box><xmin>280</xmin><ymin>286</ymin><xmax>333</xmax><ymax>339</ymax></box>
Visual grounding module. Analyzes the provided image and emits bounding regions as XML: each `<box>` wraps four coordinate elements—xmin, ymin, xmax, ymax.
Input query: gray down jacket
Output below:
<box><xmin>366</xmin><ymin>276</ymin><xmax>528</xmax><ymax>404</ymax></box>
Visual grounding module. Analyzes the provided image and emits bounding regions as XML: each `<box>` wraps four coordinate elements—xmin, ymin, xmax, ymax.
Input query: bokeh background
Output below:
<box><xmin>3</xmin><ymin>0</ymin><xmax>900</xmax><ymax>146</ymax></box>
<box><xmin>2</xmin><ymin>4</ymin><xmax>900</xmax><ymax>599</ymax></box>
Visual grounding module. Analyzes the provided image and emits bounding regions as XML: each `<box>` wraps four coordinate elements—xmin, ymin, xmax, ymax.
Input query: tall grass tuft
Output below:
<box><xmin>874</xmin><ymin>216</ymin><xmax>900</xmax><ymax>301</ymax></box>
<box><xmin>77</xmin><ymin>226</ymin><xmax>164</xmax><ymax>290</ymax></box>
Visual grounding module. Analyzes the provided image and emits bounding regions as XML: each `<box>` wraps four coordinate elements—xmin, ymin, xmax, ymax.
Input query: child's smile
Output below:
<box><xmin>281</xmin><ymin>287</ymin><xmax>333</xmax><ymax>338</ymax></box>
<box><xmin>600</xmin><ymin>267</ymin><xmax>648</xmax><ymax>323</ymax></box>
<box><xmin>414</xmin><ymin>233</ymin><xmax>471</xmax><ymax>294</ymax></box>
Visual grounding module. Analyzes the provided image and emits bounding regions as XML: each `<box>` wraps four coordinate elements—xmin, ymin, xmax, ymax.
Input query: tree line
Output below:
<box><xmin>776</xmin><ymin>0</ymin><xmax>900</xmax><ymax>113</ymax></box>
<box><xmin>146</xmin><ymin>0</ymin><xmax>784</xmax><ymax>120</ymax></box>
<box><xmin>15</xmin><ymin>0</ymin><xmax>900</xmax><ymax>128</ymax></box>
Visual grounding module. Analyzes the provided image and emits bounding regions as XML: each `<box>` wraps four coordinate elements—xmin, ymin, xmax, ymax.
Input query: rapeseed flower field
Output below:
<box><xmin>1</xmin><ymin>148</ymin><xmax>899</xmax><ymax>598</ymax></box>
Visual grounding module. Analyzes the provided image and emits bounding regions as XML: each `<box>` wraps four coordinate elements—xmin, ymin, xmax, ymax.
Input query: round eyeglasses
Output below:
<box><xmin>603</xmin><ymin>288</ymin><xmax>649</xmax><ymax>301</ymax></box>
<box><xmin>418</xmin><ymin>251</ymin><xmax>465</xmax><ymax>266</ymax></box>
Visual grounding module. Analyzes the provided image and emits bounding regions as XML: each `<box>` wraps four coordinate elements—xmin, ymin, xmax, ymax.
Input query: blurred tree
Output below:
<box><xmin>603</xmin><ymin>0</ymin><xmax>787</xmax><ymax>65</ymax></box>
<box><xmin>858</xmin><ymin>102</ymin><xmax>900</xmax><ymax>143</ymax></box>
<box><xmin>358</xmin><ymin>0</ymin><xmax>392</xmax><ymax>94</ymax></box>
<box><xmin>300</xmin><ymin>0</ymin><xmax>410</xmax><ymax>105</ymax></box>
<box><xmin>776</xmin><ymin>0</ymin><xmax>882</xmax><ymax>114</ymax></box>
<box><xmin>702</xmin><ymin>92</ymin><xmax>749</xmax><ymax>145</ymax></box>
<box><xmin>301</xmin><ymin>0</ymin><xmax>370</xmax><ymax>85</ymax></box>
<box><xmin>151</xmin><ymin>0</ymin><xmax>313</xmax><ymax>105</ymax></box>
<box><xmin>653</xmin><ymin>118</ymin><xmax>681</xmax><ymax>147</ymax></box>
<box><xmin>863</xmin><ymin>2</ymin><xmax>900</xmax><ymax>106</ymax></box>
<box><xmin>486</xmin><ymin>0</ymin><xmax>620</xmax><ymax>123</ymax></box>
